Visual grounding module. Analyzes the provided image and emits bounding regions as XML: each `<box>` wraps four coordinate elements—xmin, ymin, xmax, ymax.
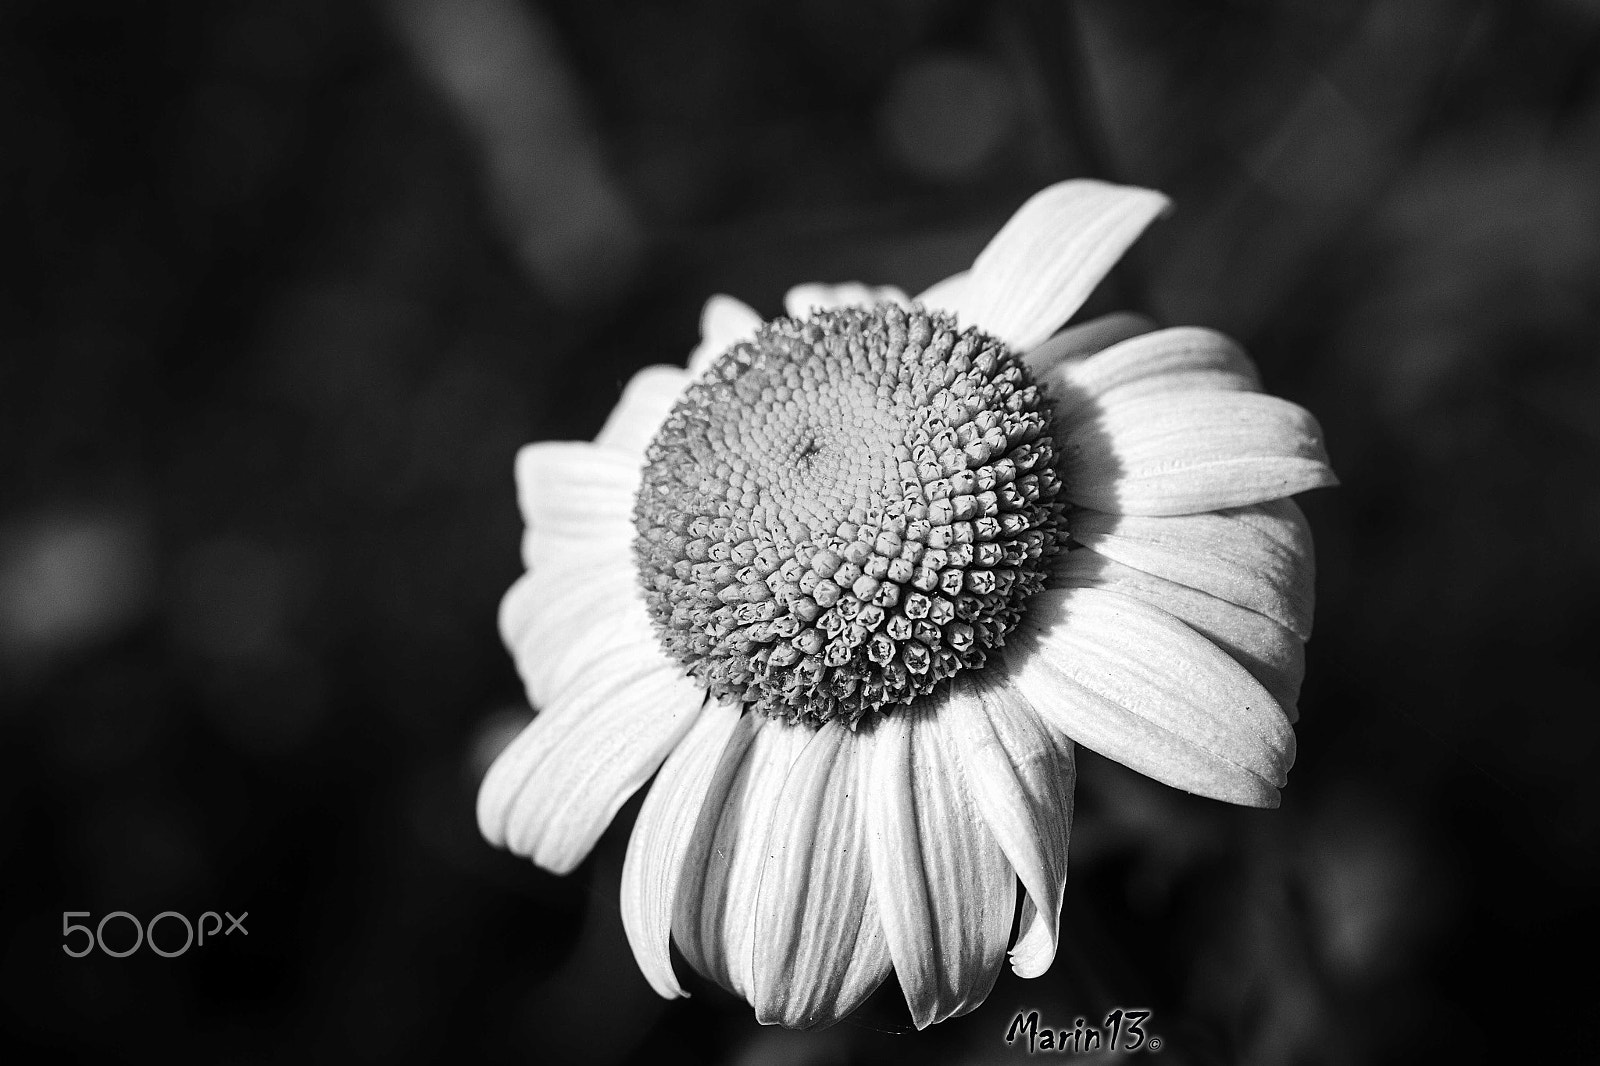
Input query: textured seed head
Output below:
<box><xmin>633</xmin><ymin>302</ymin><xmax>1066</xmax><ymax>726</ymax></box>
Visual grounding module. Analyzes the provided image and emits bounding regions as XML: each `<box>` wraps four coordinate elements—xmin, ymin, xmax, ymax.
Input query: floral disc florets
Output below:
<box><xmin>633</xmin><ymin>303</ymin><xmax>1066</xmax><ymax>725</ymax></box>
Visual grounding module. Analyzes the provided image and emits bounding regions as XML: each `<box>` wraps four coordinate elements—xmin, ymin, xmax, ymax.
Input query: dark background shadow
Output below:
<box><xmin>3</xmin><ymin>1</ymin><xmax>1596</xmax><ymax>1062</ymax></box>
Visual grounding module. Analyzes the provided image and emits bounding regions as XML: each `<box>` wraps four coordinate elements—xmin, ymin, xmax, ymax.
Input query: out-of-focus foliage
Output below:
<box><xmin>2</xmin><ymin>1</ymin><xmax>1595</xmax><ymax>1063</ymax></box>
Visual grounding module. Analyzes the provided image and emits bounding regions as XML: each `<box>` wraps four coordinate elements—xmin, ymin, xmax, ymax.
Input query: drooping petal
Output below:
<box><xmin>621</xmin><ymin>698</ymin><xmax>745</xmax><ymax>998</ymax></box>
<box><xmin>476</xmin><ymin>621</ymin><xmax>706</xmax><ymax>872</ymax></box>
<box><xmin>1045</xmin><ymin>326</ymin><xmax>1261</xmax><ymax>424</ymax></box>
<box><xmin>866</xmin><ymin>704</ymin><xmax>1017</xmax><ymax>1029</ymax></box>
<box><xmin>1054</xmin><ymin>549</ymin><xmax>1305</xmax><ymax>722</ymax></box>
<box><xmin>1061</xmin><ymin>389</ymin><xmax>1337</xmax><ymax>517</ymax></box>
<box><xmin>1009</xmin><ymin>585</ymin><xmax>1295</xmax><ymax>807</ymax></box>
<box><xmin>674</xmin><ymin>716</ymin><xmax>812</xmax><ymax>1000</ymax></box>
<box><xmin>1069</xmin><ymin>498</ymin><xmax>1316</xmax><ymax>640</ymax></box>
<box><xmin>688</xmin><ymin>294</ymin><xmax>763</xmax><ymax>376</ymax></box>
<box><xmin>950</xmin><ymin>180</ymin><xmax>1170</xmax><ymax>353</ymax></box>
<box><xmin>916</xmin><ymin>269</ymin><xmax>969</xmax><ymax>317</ymax></box>
<box><xmin>784</xmin><ymin>282</ymin><xmax>911</xmax><ymax>320</ymax></box>
<box><xmin>1020</xmin><ymin>311</ymin><xmax>1158</xmax><ymax>379</ymax></box>
<box><xmin>595</xmin><ymin>365</ymin><xmax>690</xmax><ymax>458</ymax></box>
<box><xmin>944</xmin><ymin>669</ymin><xmax>1076</xmax><ymax>980</ymax></box>
<box><xmin>514</xmin><ymin>440</ymin><xmax>639</xmax><ymax>568</ymax></box>
<box><xmin>750</xmin><ymin>721</ymin><xmax>892</xmax><ymax>1029</ymax></box>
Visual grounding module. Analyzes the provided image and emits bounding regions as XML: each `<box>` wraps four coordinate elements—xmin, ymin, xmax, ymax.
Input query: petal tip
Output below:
<box><xmin>1228</xmin><ymin>778</ymin><xmax>1283</xmax><ymax>809</ymax></box>
<box><xmin>691</xmin><ymin>294</ymin><xmax>762</xmax><ymax>374</ymax></box>
<box><xmin>641</xmin><ymin>970</ymin><xmax>690</xmax><ymax>1001</ymax></box>
<box><xmin>1008</xmin><ymin>947</ymin><xmax>1053</xmax><ymax>981</ymax></box>
<box><xmin>963</xmin><ymin>180</ymin><xmax>1175</xmax><ymax>351</ymax></box>
<box><xmin>475</xmin><ymin>798</ymin><xmax>507</xmax><ymax>850</ymax></box>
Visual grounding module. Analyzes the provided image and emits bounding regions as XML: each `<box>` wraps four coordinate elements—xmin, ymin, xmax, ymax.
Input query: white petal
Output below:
<box><xmin>1046</xmin><ymin>326</ymin><xmax>1261</xmax><ymax>424</ymax></box>
<box><xmin>866</xmin><ymin>704</ymin><xmax>1016</xmax><ymax>1029</ymax></box>
<box><xmin>688</xmin><ymin>294</ymin><xmax>762</xmax><ymax>376</ymax></box>
<box><xmin>1061</xmin><ymin>390</ymin><xmax>1337</xmax><ymax>516</ymax></box>
<box><xmin>493</xmin><ymin>442</ymin><xmax>699</xmax><ymax>867</ymax></box>
<box><xmin>595</xmin><ymin>365</ymin><xmax>690</xmax><ymax>458</ymax></box>
<box><xmin>951</xmin><ymin>180</ymin><xmax>1170</xmax><ymax>352</ymax></box>
<box><xmin>916</xmin><ymin>270</ymin><xmax>969</xmax><ymax>318</ymax></box>
<box><xmin>945</xmin><ymin>670</ymin><xmax>1076</xmax><ymax>980</ymax></box>
<box><xmin>498</xmin><ymin>563</ymin><xmax>639</xmax><ymax>710</ymax></box>
<box><xmin>475</xmin><ymin>639</ymin><xmax>706</xmax><ymax>872</ymax></box>
<box><xmin>674</xmin><ymin>716</ymin><xmax>812</xmax><ymax>999</ymax></box>
<box><xmin>784</xmin><ymin>282</ymin><xmax>911</xmax><ymax>320</ymax></box>
<box><xmin>1019</xmin><ymin>311</ymin><xmax>1158</xmax><ymax>379</ymax></box>
<box><xmin>1010</xmin><ymin>586</ymin><xmax>1295</xmax><ymax>807</ymax></box>
<box><xmin>514</xmin><ymin>441</ymin><xmax>639</xmax><ymax>568</ymax></box>
<box><xmin>1054</xmin><ymin>549</ymin><xmax>1305</xmax><ymax>723</ymax></box>
<box><xmin>1069</xmin><ymin>498</ymin><xmax>1315</xmax><ymax>640</ymax></box>
<box><xmin>750</xmin><ymin>721</ymin><xmax>892</xmax><ymax>1029</ymax></box>
<box><xmin>620</xmin><ymin>699</ymin><xmax>745</xmax><ymax>998</ymax></box>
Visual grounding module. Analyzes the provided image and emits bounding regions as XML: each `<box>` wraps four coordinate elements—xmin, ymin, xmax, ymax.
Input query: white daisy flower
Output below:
<box><xmin>478</xmin><ymin>179</ymin><xmax>1336</xmax><ymax>1029</ymax></box>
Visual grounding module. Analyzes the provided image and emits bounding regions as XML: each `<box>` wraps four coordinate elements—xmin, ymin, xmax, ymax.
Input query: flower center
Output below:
<box><xmin>633</xmin><ymin>303</ymin><xmax>1065</xmax><ymax>725</ymax></box>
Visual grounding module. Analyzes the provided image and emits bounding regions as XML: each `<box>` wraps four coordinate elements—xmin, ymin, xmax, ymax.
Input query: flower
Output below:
<box><xmin>477</xmin><ymin>180</ymin><xmax>1336</xmax><ymax>1029</ymax></box>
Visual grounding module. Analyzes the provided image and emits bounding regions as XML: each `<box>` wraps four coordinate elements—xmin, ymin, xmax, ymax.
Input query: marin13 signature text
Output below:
<box><xmin>1005</xmin><ymin>1008</ymin><xmax>1161</xmax><ymax>1054</ymax></box>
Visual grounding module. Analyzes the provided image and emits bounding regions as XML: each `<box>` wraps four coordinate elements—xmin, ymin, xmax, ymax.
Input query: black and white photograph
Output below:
<box><xmin>4</xmin><ymin>1</ymin><xmax>1596</xmax><ymax>1062</ymax></box>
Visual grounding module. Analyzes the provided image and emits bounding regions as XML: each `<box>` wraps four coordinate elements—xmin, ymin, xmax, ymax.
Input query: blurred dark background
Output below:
<box><xmin>3</xmin><ymin>0</ymin><xmax>1597</xmax><ymax>1062</ymax></box>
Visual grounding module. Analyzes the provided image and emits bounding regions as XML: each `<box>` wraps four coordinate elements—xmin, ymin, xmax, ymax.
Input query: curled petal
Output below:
<box><xmin>1054</xmin><ymin>549</ymin><xmax>1306</xmax><ymax>722</ymax></box>
<box><xmin>945</xmin><ymin>670</ymin><xmax>1076</xmax><ymax>979</ymax></box>
<box><xmin>1010</xmin><ymin>586</ymin><xmax>1295</xmax><ymax>807</ymax></box>
<box><xmin>1061</xmin><ymin>390</ymin><xmax>1337</xmax><ymax>516</ymax></box>
<box><xmin>1020</xmin><ymin>311</ymin><xmax>1158</xmax><ymax>379</ymax></box>
<box><xmin>621</xmin><ymin>699</ymin><xmax>745</xmax><ymax>998</ymax></box>
<box><xmin>1069</xmin><ymin>498</ymin><xmax>1316</xmax><ymax>640</ymax></box>
<box><xmin>688</xmin><ymin>294</ymin><xmax>762</xmax><ymax>376</ymax></box>
<box><xmin>784</xmin><ymin>282</ymin><xmax>911</xmax><ymax>320</ymax></box>
<box><xmin>498</xmin><ymin>564</ymin><xmax>639</xmax><ymax>709</ymax></box>
<box><xmin>503</xmin><ymin>442</ymin><xmax>643</xmax><ymax>710</ymax></box>
<box><xmin>952</xmin><ymin>180</ymin><xmax>1171</xmax><ymax>353</ymax></box>
<box><xmin>476</xmin><ymin>632</ymin><xmax>706</xmax><ymax>872</ymax></box>
<box><xmin>674</xmin><ymin>717</ymin><xmax>811</xmax><ymax>999</ymax></box>
<box><xmin>866</xmin><ymin>705</ymin><xmax>1016</xmax><ymax>1028</ymax></box>
<box><xmin>595</xmin><ymin>365</ymin><xmax>690</xmax><ymax>458</ymax></box>
<box><xmin>493</xmin><ymin>445</ymin><xmax>705</xmax><ymax>870</ymax></box>
<box><xmin>1046</xmin><ymin>326</ymin><xmax>1261</xmax><ymax>424</ymax></box>
<box><xmin>751</xmin><ymin>722</ymin><xmax>892</xmax><ymax>1029</ymax></box>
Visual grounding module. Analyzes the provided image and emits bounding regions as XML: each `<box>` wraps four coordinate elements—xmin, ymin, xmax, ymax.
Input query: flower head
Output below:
<box><xmin>478</xmin><ymin>180</ymin><xmax>1336</xmax><ymax>1029</ymax></box>
<box><xmin>635</xmin><ymin>303</ymin><xmax>1065</xmax><ymax>725</ymax></box>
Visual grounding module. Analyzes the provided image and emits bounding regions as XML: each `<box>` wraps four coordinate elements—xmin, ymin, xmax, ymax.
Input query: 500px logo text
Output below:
<box><xmin>62</xmin><ymin>911</ymin><xmax>248</xmax><ymax>958</ymax></box>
